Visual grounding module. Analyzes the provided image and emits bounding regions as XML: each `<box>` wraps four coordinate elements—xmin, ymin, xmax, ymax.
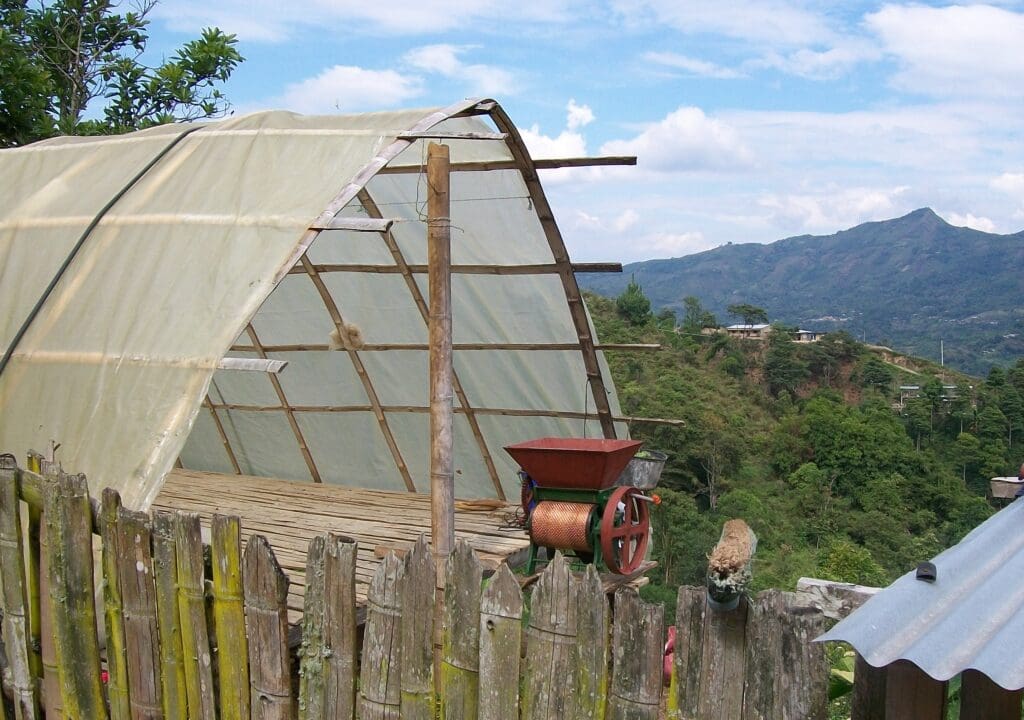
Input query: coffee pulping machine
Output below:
<box><xmin>504</xmin><ymin>437</ymin><xmax>666</xmax><ymax>575</ymax></box>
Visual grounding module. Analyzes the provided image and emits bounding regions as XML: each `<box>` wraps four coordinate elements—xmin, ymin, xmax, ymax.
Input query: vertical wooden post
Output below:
<box><xmin>243</xmin><ymin>534</ymin><xmax>293</xmax><ymax>720</ymax></box>
<box><xmin>299</xmin><ymin>535</ymin><xmax>327</xmax><ymax>720</ymax></box>
<box><xmin>153</xmin><ymin>512</ymin><xmax>188</xmax><ymax>720</ymax></box>
<box><xmin>175</xmin><ymin>513</ymin><xmax>216</xmax><ymax>720</ymax></box>
<box><xmin>100</xmin><ymin>490</ymin><xmax>131</xmax><ymax>720</ymax></box>
<box><xmin>428</xmin><ymin>139</ymin><xmax>454</xmax><ymax>687</ymax></box>
<box><xmin>960</xmin><ymin>669</ymin><xmax>1022</xmax><ymax>720</ymax></box>
<box><xmin>884</xmin><ymin>660</ymin><xmax>946</xmax><ymax>719</ymax></box>
<box><xmin>323</xmin><ymin>534</ymin><xmax>358</xmax><ymax>720</ymax></box>
<box><xmin>851</xmin><ymin>654</ymin><xmax>887</xmax><ymax>720</ymax></box>
<box><xmin>357</xmin><ymin>553</ymin><xmax>404</xmax><ymax>720</ymax></box>
<box><xmin>400</xmin><ymin>536</ymin><xmax>436</xmax><ymax>720</ymax></box>
<box><xmin>573</xmin><ymin>565</ymin><xmax>609</xmax><ymax>720</ymax></box>
<box><xmin>478</xmin><ymin>565</ymin><xmax>522</xmax><ymax>720</ymax></box>
<box><xmin>440</xmin><ymin>540</ymin><xmax>482</xmax><ymax>720</ymax></box>
<box><xmin>212</xmin><ymin>514</ymin><xmax>251</xmax><ymax>720</ymax></box>
<box><xmin>607</xmin><ymin>589</ymin><xmax>664</xmax><ymax>720</ymax></box>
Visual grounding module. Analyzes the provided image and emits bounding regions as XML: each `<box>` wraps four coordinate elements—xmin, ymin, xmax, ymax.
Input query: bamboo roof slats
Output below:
<box><xmin>152</xmin><ymin>469</ymin><xmax>529</xmax><ymax>621</ymax></box>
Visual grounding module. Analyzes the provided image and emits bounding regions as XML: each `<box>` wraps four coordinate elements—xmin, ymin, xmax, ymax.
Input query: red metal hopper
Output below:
<box><xmin>503</xmin><ymin>437</ymin><xmax>643</xmax><ymax>490</ymax></box>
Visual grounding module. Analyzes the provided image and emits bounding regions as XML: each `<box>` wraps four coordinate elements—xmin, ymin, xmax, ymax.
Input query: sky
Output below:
<box><xmin>145</xmin><ymin>0</ymin><xmax>1024</xmax><ymax>263</ymax></box>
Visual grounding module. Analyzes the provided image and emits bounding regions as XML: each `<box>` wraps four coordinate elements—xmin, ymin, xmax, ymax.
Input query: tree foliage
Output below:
<box><xmin>726</xmin><ymin>302</ymin><xmax>768</xmax><ymax>326</ymax></box>
<box><xmin>1</xmin><ymin>0</ymin><xmax>242</xmax><ymax>145</ymax></box>
<box><xmin>615</xmin><ymin>276</ymin><xmax>652</xmax><ymax>326</ymax></box>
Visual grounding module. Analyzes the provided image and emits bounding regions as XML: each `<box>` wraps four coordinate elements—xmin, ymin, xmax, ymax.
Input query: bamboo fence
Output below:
<box><xmin>0</xmin><ymin>456</ymin><xmax>832</xmax><ymax>720</ymax></box>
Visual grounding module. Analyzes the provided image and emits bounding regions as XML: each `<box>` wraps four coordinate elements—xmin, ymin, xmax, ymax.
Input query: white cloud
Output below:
<box><xmin>612</xmin><ymin>209</ymin><xmax>640</xmax><ymax>233</ymax></box>
<box><xmin>944</xmin><ymin>212</ymin><xmax>997</xmax><ymax>233</ymax></box>
<box><xmin>866</xmin><ymin>4</ymin><xmax>1024</xmax><ymax>98</ymax></box>
<box><xmin>758</xmin><ymin>186</ymin><xmax>911</xmax><ymax>234</ymax></box>
<box><xmin>403</xmin><ymin>45</ymin><xmax>517</xmax><ymax>97</ymax></box>
<box><xmin>644</xmin><ymin>52</ymin><xmax>741</xmax><ymax>79</ymax></box>
<box><xmin>754</xmin><ymin>41</ymin><xmax>878</xmax><ymax>80</ymax></box>
<box><xmin>154</xmin><ymin>0</ymin><xmax>579</xmax><ymax>40</ymax></box>
<box><xmin>600</xmin><ymin>107</ymin><xmax>753</xmax><ymax>173</ymax></box>
<box><xmin>611</xmin><ymin>0</ymin><xmax>835</xmax><ymax>46</ymax></box>
<box><xmin>566</xmin><ymin>99</ymin><xmax>595</xmax><ymax>130</ymax></box>
<box><xmin>991</xmin><ymin>172</ymin><xmax>1024</xmax><ymax>199</ymax></box>
<box><xmin>277</xmin><ymin>66</ymin><xmax>423</xmax><ymax>114</ymax></box>
<box><xmin>643</xmin><ymin>230</ymin><xmax>706</xmax><ymax>257</ymax></box>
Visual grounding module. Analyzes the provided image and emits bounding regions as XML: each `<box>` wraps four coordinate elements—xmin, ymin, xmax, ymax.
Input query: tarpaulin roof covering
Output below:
<box><xmin>0</xmin><ymin>99</ymin><xmax>627</xmax><ymax>509</ymax></box>
<box><xmin>819</xmin><ymin>497</ymin><xmax>1024</xmax><ymax>690</ymax></box>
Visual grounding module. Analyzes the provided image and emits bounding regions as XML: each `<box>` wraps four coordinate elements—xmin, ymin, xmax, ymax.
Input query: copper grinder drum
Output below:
<box><xmin>530</xmin><ymin>501</ymin><xmax>595</xmax><ymax>552</ymax></box>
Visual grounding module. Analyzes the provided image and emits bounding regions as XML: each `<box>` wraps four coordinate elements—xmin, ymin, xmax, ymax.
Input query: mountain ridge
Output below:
<box><xmin>582</xmin><ymin>208</ymin><xmax>1024</xmax><ymax>375</ymax></box>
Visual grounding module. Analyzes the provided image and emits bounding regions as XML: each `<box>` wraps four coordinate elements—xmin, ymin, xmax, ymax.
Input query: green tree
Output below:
<box><xmin>764</xmin><ymin>326</ymin><xmax>808</xmax><ymax>397</ymax></box>
<box><xmin>615</xmin><ymin>276</ymin><xmax>652</xmax><ymax>326</ymax></box>
<box><xmin>726</xmin><ymin>303</ymin><xmax>768</xmax><ymax>326</ymax></box>
<box><xmin>859</xmin><ymin>356</ymin><xmax>893</xmax><ymax>390</ymax></box>
<box><xmin>1</xmin><ymin>0</ymin><xmax>242</xmax><ymax>144</ymax></box>
<box><xmin>681</xmin><ymin>295</ymin><xmax>717</xmax><ymax>334</ymax></box>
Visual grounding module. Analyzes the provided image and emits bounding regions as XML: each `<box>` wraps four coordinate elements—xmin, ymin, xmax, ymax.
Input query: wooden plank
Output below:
<box><xmin>153</xmin><ymin>512</ymin><xmax>188</xmax><ymax>720</ymax></box>
<box><xmin>0</xmin><ymin>460</ymin><xmax>39</xmax><ymax>720</ymax></box>
<box><xmin>795</xmin><ymin>577</ymin><xmax>879</xmax><ymax>621</ymax></box>
<box><xmin>396</xmin><ymin>130</ymin><xmax>507</xmax><ymax>141</ymax></box>
<box><xmin>116</xmin><ymin>507</ymin><xmax>163</xmax><ymax>720</ymax></box>
<box><xmin>573</xmin><ymin>565</ymin><xmax>608</xmax><ymax>720</ymax></box>
<box><xmin>959</xmin><ymin>669</ymin><xmax>1022</xmax><ymax>720</ymax></box>
<box><xmin>287</xmin><ymin>262</ymin><xmax>623</xmax><ymax>277</ymax></box>
<box><xmin>38</xmin><ymin>520</ymin><xmax>59</xmax><ymax>720</ymax></box>
<box><xmin>698</xmin><ymin>594</ymin><xmax>747</xmax><ymax>720</ymax></box>
<box><xmin>377</xmin><ymin>155</ymin><xmax>636</xmax><ymax>174</ymax></box>
<box><xmin>357</xmin><ymin>553</ymin><xmax>403</xmax><ymax>720</ymax></box>
<box><xmin>667</xmin><ymin>586</ymin><xmax>706</xmax><ymax>719</ymax></box>
<box><xmin>742</xmin><ymin>589</ymin><xmax>828</xmax><ymax>720</ymax></box>
<box><xmin>440</xmin><ymin>539</ymin><xmax>482</xmax><ymax>720</ymax></box>
<box><xmin>232</xmin><ymin>339</ymin><xmax>657</xmax><ymax>352</ymax></box>
<box><xmin>308</xmin><ymin>217</ymin><xmax>395</xmax><ymax>232</ymax></box>
<box><xmin>883</xmin><ymin>660</ymin><xmax>946</xmax><ymax>719</ymax></box>
<box><xmin>522</xmin><ymin>552</ymin><xmax>577</xmax><ymax>720</ymax></box>
<box><xmin>850</xmin><ymin>654</ymin><xmax>886</xmax><ymax>720</ymax></box>
<box><xmin>607</xmin><ymin>588</ymin><xmax>663</xmax><ymax>720</ymax></box>
<box><xmin>45</xmin><ymin>473</ymin><xmax>108</xmax><ymax>720</ymax></box>
<box><xmin>298</xmin><ymin>535</ymin><xmax>327</xmax><ymax>720</ymax></box>
<box><xmin>212</xmin><ymin>514</ymin><xmax>251</xmax><ymax>720</ymax></box>
<box><xmin>216</xmin><ymin>357</ymin><xmax>289</xmax><ymax>373</ymax></box>
<box><xmin>478</xmin><ymin>564</ymin><xmax>522</xmax><ymax>720</ymax></box>
<box><xmin>174</xmin><ymin>513</ymin><xmax>216</xmax><ymax>720</ymax></box>
<box><xmin>243</xmin><ymin>534</ymin><xmax>294</xmax><ymax>720</ymax></box>
<box><xmin>399</xmin><ymin>536</ymin><xmax>435</xmax><ymax>720</ymax></box>
<box><xmin>323</xmin><ymin>534</ymin><xmax>358</xmax><ymax>720</ymax></box>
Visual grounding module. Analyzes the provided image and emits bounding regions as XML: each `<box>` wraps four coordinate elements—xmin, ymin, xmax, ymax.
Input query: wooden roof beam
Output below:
<box><xmin>287</xmin><ymin>262</ymin><xmax>622</xmax><ymax>276</ymax></box>
<box><xmin>376</xmin><ymin>156</ymin><xmax>636</xmax><ymax>175</ymax></box>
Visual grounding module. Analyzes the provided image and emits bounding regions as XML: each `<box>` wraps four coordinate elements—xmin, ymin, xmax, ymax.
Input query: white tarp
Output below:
<box><xmin>0</xmin><ymin>101</ymin><xmax>625</xmax><ymax>508</ymax></box>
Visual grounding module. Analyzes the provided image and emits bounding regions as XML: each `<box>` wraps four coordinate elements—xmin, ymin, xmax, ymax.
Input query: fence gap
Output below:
<box><xmin>243</xmin><ymin>534</ymin><xmax>293</xmax><ymax>720</ymax></box>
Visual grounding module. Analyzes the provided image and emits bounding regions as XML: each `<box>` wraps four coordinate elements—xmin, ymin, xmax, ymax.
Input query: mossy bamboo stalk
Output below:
<box><xmin>212</xmin><ymin>514</ymin><xmax>250</xmax><ymax>720</ymax></box>
<box><xmin>0</xmin><ymin>459</ymin><xmax>39</xmax><ymax>720</ymax></box>
<box><xmin>45</xmin><ymin>473</ymin><xmax>108</xmax><ymax>719</ymax></box>
<box><xmin>153</xmin><ymin>512</ymin><xmax>188</xmax><ymax>720</ymax></box>
<box><xmin>440</xmin><ymin>539</ymin><xmax>481</xmax><ymax>720</ymax></box>
<box><xmin>298</xmin><ymin>535</ymin><xmax>326</xmax><ymax>720</ymax></box>
<box><xmin>100</xmin><ymin>489</ymin><xmax>131</xmax><ymax>720</ymax></box>
<box><xmin>174</xmin><ymin>513</ymin><xmax>216</xmax><ymax>720</ymax></box>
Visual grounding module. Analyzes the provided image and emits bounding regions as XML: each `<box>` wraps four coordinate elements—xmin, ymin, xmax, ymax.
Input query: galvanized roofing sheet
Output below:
<box><xmin>818</xmin><ymin>497</ymin><xmax>1024</xmax><ymax>690</ymax></box>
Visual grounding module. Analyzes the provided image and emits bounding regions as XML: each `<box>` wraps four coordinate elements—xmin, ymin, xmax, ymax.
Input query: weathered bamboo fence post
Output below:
<box><xmin>212</xmin><ymin>514</ymin><xmax>250</xmax><ymax>720</ymax></box>
<box><xmin>243</xmin><ymin>534</ymin><xmax>293</xmax><ymax>720</ymax></box>
<box><xmin>573</xmin><ymin>564</ymin><xmax>609</xmax><ymax>720</ymax></box>
<box><xmin>477</xmin><ymin>564</ymin><xmax>523</xmax><ymax>720</ymax></box>
<box><xmin>667</xmin><ymin>587</ymin><xmax>708</xmax><ymax>719</ymax></box>
<box><xmin>116</xmin><ymin>507</ymin><xmax>163</xmax><ymax>719</ymax></box>
<box><xmin>24</xmin><ymin>453</ymin><xmax>44</xmax><ymax>687</ymax></box>
<box><xmin>428</xmin><ymin>139</ymin><xmax>455</xmax><ymax>685</ymax></box>
<box><xmin>37</xmin><ymin>464</ymin><xmax>60</xmax><ymax>719</ymax></box>
<box><xmin>0</xmin><ymin>457</ymin><xmax>39</xmax><ymax>720</ymax></box>
<box><xmin>440</xmin><ymin>539</ymin><xmax>482</xmax><ymax>720</ymax></box>
<box><xmin>299</xmin><ymin>535</ymin><xmax>327</xmax><ymax>720</ymax></box>
<box><xmin>607</xmin><ymin>589</ymin><xmax>663</xmax><ymax>720</ymax></box>
<box><xmin>100</xmin><ymin>489</ymin><xmax>131</xmax><ymax>720</ymax></box>
<box><xmin>152</xmin><ymin>512</ymin><xmax>188</xmax><ymax>720</ymax></box>
<box><xmin>175</xmin><ymin>512</ymin><xmax>216</xmax><ymax>720</ymax></box>
<box><xmin>358</xmin><ymin>552</ymin><xmax>404</xmax><ymax>720</ymax></box>
<box><xmin>323</xmin><ymin>534</ymin><xmax>358</xmax><ymax>720</ymax></box>
<box><xmin>522</xmin><ymin>552</ymin><xmax>577</xmax><ymax>720</ymax></box>
<box><xmin>400</xmin><ymin>536</ymin><xmax>435</xmax><ymax>720</ymax></box>
<box><xmin>45</xmin><ymin>472</ymin><xmax>108</xmax><ymax>719</ymax></box>
<box><xmin>742</xmin><ymin>590</ymin><xmax>828</xmax><ymax>719</ymax></box>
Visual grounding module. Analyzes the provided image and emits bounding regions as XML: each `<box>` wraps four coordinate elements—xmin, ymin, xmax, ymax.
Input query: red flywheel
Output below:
<box><xmin>600</xmin><ymin>486</ymin><xmax>650</xmax><ymax>575</ymax></box>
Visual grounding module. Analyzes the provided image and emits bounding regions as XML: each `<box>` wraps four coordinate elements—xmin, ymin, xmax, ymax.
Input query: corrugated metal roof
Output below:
<box><xmin>818</xmin><ymin>497</ymin><xmax>1024</xmax><ymax>690</ymax></box>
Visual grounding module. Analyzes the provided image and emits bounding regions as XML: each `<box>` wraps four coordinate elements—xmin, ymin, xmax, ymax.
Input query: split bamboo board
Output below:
<box><xmin>153</xmin><ymin>469</ymin><xmax>530</xmax><ymax>623</ymax></box>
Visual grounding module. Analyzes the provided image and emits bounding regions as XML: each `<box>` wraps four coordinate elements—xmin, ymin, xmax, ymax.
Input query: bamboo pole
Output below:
<box><xmin>212</xmin><ymin>514</ymin><xmax>251</xmax><ymax>720</ymax></box>
<box><xmin>428</xmin><ymin>141</ymin><xmax>455</xmax><ymax>684</ymax></box>
<box><xmin>100</xmin><ymin>489</ymin><xmax>131</xmax><ymax>720</ymax></box>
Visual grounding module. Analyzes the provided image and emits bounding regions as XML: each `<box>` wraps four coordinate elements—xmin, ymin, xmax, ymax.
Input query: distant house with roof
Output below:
<box><xmin>724</xmin><ymin>323</ymin><xmax>771</xmax><ymax>340</ymax></box>
<box><xmin>793</xmin><ymin>329</ymin><xmax>821</xmax><ymax>343</ymax></box>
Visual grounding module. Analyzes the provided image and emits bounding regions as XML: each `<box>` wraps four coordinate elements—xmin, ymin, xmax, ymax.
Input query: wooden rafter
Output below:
<box><xmin>297</xmin><ymin>256</ymin><xmax>416</xmax><ymax>492</ymax></box>
<box><xmin>286</xmin><ymin>262</ymin><xmax>622</xmax><ymax>276</ymax></box>
<box><xmin>375</xmin><ymin>156</ymin><xmax>636</xmax><ymax>175</ymax></box>
<box><xmin>244</xmin><ymin>325</ymin><xmax>323</xmax><ymax>483</ymax></box>
<box><xmin>201</xmin><ymin>392</ymin><xmax>242</xmax><ymax>475</ymax></box>
<box><xmin>485</xmin><ymin>104</ymin><xmax>618</xmax><ymax>438</ymax></box>
<box><xmin>229</xmin><ymin>342</ymin><xmax>661</xmax><ymax>353</ymax></box>
<box><xmin>356</xmin><ymin>188</ymin><xmax>506</xmax><ymax>500</ymax></box>
<box><xmin>204</xmin><ymin>401</ymin><xmax>685</xmax><ymax>428</ymax></box>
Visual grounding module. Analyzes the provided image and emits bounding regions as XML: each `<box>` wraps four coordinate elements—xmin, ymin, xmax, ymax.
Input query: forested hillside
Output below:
<box><xmin>587</xmin><ymin>289</ymin><xmax>1024</xmax><ymax>615</ymax></box>
<box><xmin>582</xmin><ymin>209</ymin><xmax>1024</xmax><ymax>375</ymax></box>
